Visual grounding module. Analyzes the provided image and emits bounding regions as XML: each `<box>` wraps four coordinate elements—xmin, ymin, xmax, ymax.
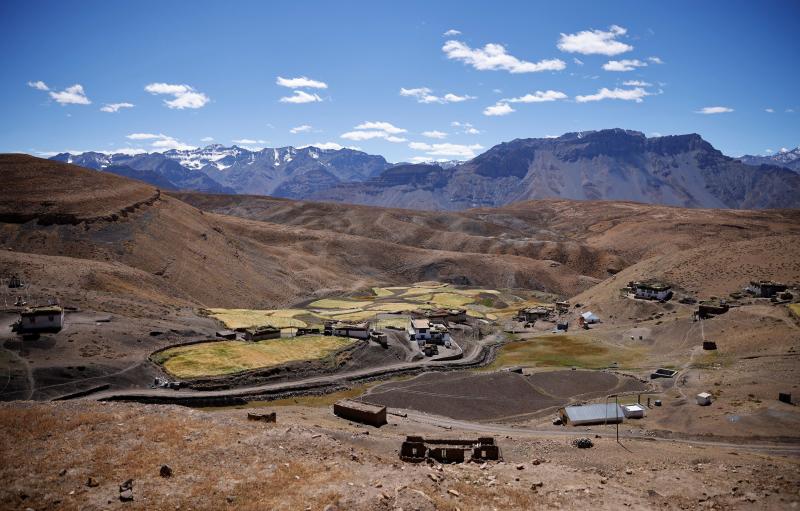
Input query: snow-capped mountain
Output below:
<box><xmin>738</xmin><ymin>147</ymin><xmax>800</xmax><ymax>173</ymax></box>
<box><xmin>51</xmin><ymin>145</ymin><xmax>390</xmax><ymax>198</ymax></box>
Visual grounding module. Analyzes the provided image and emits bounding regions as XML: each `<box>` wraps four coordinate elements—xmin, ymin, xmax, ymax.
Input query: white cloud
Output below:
<box><xmin>279</xmin><ymin>90</ymin><xmax>323</xmax><ymax>103</ymax></box>
<box><xmin>443</xmin><ymin>29</ymin><xmax>461</xmax><ymax>37</ymax></box>
<box><xmin>695</xmin><ymin>106</ymin><xmax>734</xmax><ymax>114</ymax></box>
<box><xmin>126</xmin><ymin>133</ymin><xmax>162</xmax><ymax>140</ymax></box>
<box><xmin>451</xmin><ymin>121</ymin><xmax>482</xmax><ymax>135</ymax></box>
<box><xmin>557</xmin><ymin>25</ymin><xmax>633</xmax><ymax>55</ymax></box>
<box><xmin>623</xmin><ymin>80</ymin><xmax>652</xmax><ymax>87</ymax></box>
<box><xmin>400</xmin><ymin>87</ymin><xmax>475</xmax><ymax>104</ymax></box>
<box><xmin>408</xmin><ymin>141</ymin><xmax>483</xmax><ymax>158</ymax></box>
<box><xmin>232</xmin><ymin>138</ymin><xmax>267</xmax><ymax>145</ymax></box>
<box><xmin>290</xmin><ymin>124</ymin><xmax>313</xmax><ymax>134</ymax></box>
<box><xmin>145</xmin><ymin>82</ymin><xmax>209</xmax><ymax>109</ymax></box>
<box><xmin>422</xmin><ymin>130</ymin><xmax>447</xmax><ymax>139</ymax></box>
<box><xmin>765</xmin><ymin>108</ymin><xmax>774</xmax><ymax>113</ymax></box>
<box><xmin>443</xmin><ymin>40</ymin><xmax>566</xmax><ymax>73</ymax></box>
<box><xmin>341</xmin><ymin>130</ymin><xmax>406</xmax><ymax>142</ymax></box>
<box><xmin>275</xmin><ymin>76</ymin><xmax>328</xmax><ymax>89</ymax></box>
<box><xmin>765</xmin><ymin>149</ymin><xmax>774</xmax><ymax>154</ymax></box>
<box><xmin>573</xmin><ymin>58</ymin><xmax>584</xmax><ymax>66</ymax></box>
<box><xmin>125</xmin><ymin>132</ymin><xmax>195</xmax><ymax>151</ymax></box>
<box><xmin>27</xmin><ymin>80</ymin><xmax>49</xmax><ymax>91</ymax></box>
<box><xmin>575</xmin><ymin>87</ymin><xmax>650</xmax><ymax>103</ymax></box>
<box><xmin>109</xmin><ymin>147</ymin><xmax>148</xmax><ymax>156</ymax></box>
<box><xmin>300</xmin><ymin>142</ymin><xmax>345</xmax><ymax>150</ymax></box>
<box><xmin>49</xmin><ymin>84</ymin><xmax>91</xmax><ymax>105</ymax></box>
<box><xmin>442</xmin><ymin>93</ymin><xmax>474</xmax><ymax>102</ymax></box>
<box><xmin>503</xmin><ymin>90</ymin><xmax>567</xmax><ymax>103</ymax></box>
<box><xmin>340</xmin><ymin>121</ymin><xmax>407</xmax><ymax>143</ymax></box>
<box><xmin>100</xmin><ymin>102</ymin><xmax>134</xmax><ymax>113</ymax></box>
<box><xmin>152</xmin><ymin>138</ymin><xmax>197</xmax><ymax>151</ymax></box>
<box><xmin>648</xmin><ymin>56</ymin><xmax>664</xmax><ymax>64</ymax></box>
<box><xmin>780</xmin><ymin>147</ymin><xmax>789</xmax><ymax>153</ymax></box>
<box><xmin>787</xmin><ymin>109</ymin><xmax>795</xmax><ymax>113</ymax></box>
<box><xmin>353</xmin><ymin>121</ymin><xmax>407</xmax><ymax>134</ymax></box>
<box><xmin>201</xmin><ymin>136</ymin><xmax>214</xmax><ymax>142</ymax></box>
<box><xmin>602</xmin><ymin>59</ymin><xmax>647</xmax><ymax>72</ymax></box>
<box><xmin>483</xmin><ymin>102</ymin><xmax>515</xmax><ymax>116</ymax></box>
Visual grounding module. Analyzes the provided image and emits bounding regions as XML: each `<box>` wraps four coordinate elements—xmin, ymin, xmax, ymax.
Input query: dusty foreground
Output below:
<box><xmin>1</xmin><ymin>401</ymin><xmax>798</xmax><ymax>511</ymax></box>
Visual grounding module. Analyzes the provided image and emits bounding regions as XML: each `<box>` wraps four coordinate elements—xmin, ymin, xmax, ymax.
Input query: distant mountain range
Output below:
<box><xmin>738</xmin><ymin>147</ymin><xmax>800</xmax><ymax>173</ymax></box>
<box><xmin>50</xmin><ymin>130</ymin><xmax>800</xmax><ymax>210</ymax></box>
<box><xmin>51</xmin><ymin>145</ymin><xmax>390</xmax><ymax>198</ymax></box>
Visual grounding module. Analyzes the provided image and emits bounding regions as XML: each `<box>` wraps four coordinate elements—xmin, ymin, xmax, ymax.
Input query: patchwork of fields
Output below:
<box><xmin>205</xmin><ymin>281</ymin><xmax>553</xmax><ymax>332</ymax></box>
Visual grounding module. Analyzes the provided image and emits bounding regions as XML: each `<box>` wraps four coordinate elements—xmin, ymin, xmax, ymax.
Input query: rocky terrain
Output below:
<box><xmin>52</xmin><ymin>145</ymin><xmax>389</xmax><ymax>199</ymax></box>
<box><xmin>2</xmin><ymin>153</ymin><xmax>800</xmax><ymax>510</ymax></box>
<box><xmin>739</xmin><ymin>147</ymin><xmax>800</xmax><ymax>173</ymax></box>
<box><xmin>54</xmin><ymin>130</ymin><xmax>800</xmax><ymax>210</ymax></box>
<box><xmin>313</xmin><ymin>130</ymin><xmax>800</xmax><ymax>210</ymax></box>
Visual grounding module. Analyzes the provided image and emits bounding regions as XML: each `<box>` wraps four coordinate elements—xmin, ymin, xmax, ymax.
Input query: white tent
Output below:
<box><xmin>581</xmin><ymin>311</ymin><xmax>600</xmax><ymax>324</ymax></box>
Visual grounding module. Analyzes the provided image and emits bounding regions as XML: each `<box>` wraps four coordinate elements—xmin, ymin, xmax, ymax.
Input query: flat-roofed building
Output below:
<box><xmin>333</xmin><ymin>399</ymin><xmax>387</xmax><ymax>427</ymax></box>
<box><xmin>746</xmin><ymin>280</ymin><xmax>788</xmax><ymax>298</ymax></box>
<box><xmin>562</xmin><ymin>403</ymin><xmax>624</xmax><ymax>426</ymax></box>
<box><xmin>18</xmin><ymin>305</ymin><xmax>64</xmax><ymax>333</ymax></box>
<box><xmin>409</xmin><ymin>318</ymin><xmax>451</xmax><ymax>345</ymax></box>
<box><xmin>324</xmin><ymin>320</ymin><xmax>370</xmax><ymax>339</ymax></box>
<box><xmin>631</xmin><ymin>281</ymin><xmax>673</xmax><ymax>301</ymax></box>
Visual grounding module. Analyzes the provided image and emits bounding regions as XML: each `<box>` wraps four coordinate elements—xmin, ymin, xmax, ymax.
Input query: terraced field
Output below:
<box><xmin>203</xmin><ymin>282</ymin><xmax>545</xmax><ymax>332</ymax></box>
<box><xmin>153</xmin><ymin>335</ymin><xmax>355</xmax><ymax>378</ymax></box>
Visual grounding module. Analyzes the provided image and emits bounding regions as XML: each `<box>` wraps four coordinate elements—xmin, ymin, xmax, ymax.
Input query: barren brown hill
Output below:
<box><xmin>172</xmin><ymin>192</ymin><xmax>800</xmax><ymax>276</ymax></box>
<box><xmin>0</xmin><ymin>155</ymin><xmax>593</xmax><ymax>313</ymax></box>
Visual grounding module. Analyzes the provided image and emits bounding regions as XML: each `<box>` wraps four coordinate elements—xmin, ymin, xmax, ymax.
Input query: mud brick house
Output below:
<box><xmin>17</xmin><ymin>305</ymin><xmax>64</xmax><ymax>333</ymax></box>
<box><xmin>746</xmin><ymin>280</ymin><xmax>788</xmax><ymax>298</ymax></box>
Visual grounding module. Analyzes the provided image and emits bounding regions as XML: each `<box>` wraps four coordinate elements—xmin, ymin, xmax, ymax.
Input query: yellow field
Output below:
<box><xmin>429</xmin><ymin>292</ymin><xmax>475</xmax><ymax>307</ymax></box>
<box><xmin>206</xmin><ymin>309</ymin><xmax>307</xmax><ymax>329</ymax></box>
<box><xmin>369</xmin><ymin>302</ymin><xmax>426</xmax><ymax>312</ymax></box>
<box><xmin>374</xmin><ymin>317</ymin><xmax>411</xmax><ymax>329</ymax></box>
<box><xmin>789</xmin><ymin>303</ymin><xmax>800</xmax><ymax>318</ymax></box>
<box><xmin>329</xmin><ymin>310</ymin><xmax>377</xmax><ymax>322</ymax></box>
<box><xmin>458</xmin><ymin>289</ymin><xmax>501</xmax><ymax>296</ymax></box>
<box><xmin>308</xmin><ymin>298</ymin><xmax>373</xmax><ymax>309</ymax></box>
<box><xmin>371</xmin><ymin>287</ymin><xmax>395</xmax><ymax>297</ymax></box>
<box><xmin>154</xmin><ymin>335</ymin><xmax>355</xmax><ymax>378</ymax></box>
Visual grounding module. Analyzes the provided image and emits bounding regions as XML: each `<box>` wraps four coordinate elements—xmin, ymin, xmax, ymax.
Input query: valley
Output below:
<box><xmin>1</xmin><ymin>154</ymin><xmax>799</xmax><ymax>510</ymax></box>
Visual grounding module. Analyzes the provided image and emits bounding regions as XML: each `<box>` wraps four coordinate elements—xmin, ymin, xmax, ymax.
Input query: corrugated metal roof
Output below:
<box><xmin>564</xmin><ymin>403</ymin><xmax>624</xmax><ymax>425</ymax></box>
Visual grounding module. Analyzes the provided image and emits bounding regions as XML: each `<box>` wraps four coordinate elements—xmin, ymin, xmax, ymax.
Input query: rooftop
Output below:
<box><xmin>335</xmin><ymin>399</ymin><xmax>385</xmax><ymax>414</ymax></box>
<box><xmin>410</xmin><ymin>318</ymin><xmax>430</xmax><ymax>329</ymax></box>
<box><xmin>633</xmin><ymin>281</ymin><xmax>671</xmax><ymax>291</ymax></box>
<box><xmin>564</xmin><ymin>403</ymin><xmax>624</xmax><ymax>424</ymax></box>
<box><xmin>22</xmin><ymin>305</ymin><xmax>63</xmax><ymax>315</ymax></box>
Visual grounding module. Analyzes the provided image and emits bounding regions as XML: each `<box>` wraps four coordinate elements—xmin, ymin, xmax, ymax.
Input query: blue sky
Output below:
<box><xmin>1</xmin><ymin>0</ymin><xmax>798</xmax><ymax>162</ymax></box>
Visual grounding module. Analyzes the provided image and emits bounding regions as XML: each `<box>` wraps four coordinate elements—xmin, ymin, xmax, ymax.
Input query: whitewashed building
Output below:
<box><xmin>18</xmin><ymin>306</ymin><xmax>65</xmax><ymax>333</ymax></box>
<box><xmin>409</xmin><ymin>318</ymin><xmax>451</xmax><ymax>345</ymax></box>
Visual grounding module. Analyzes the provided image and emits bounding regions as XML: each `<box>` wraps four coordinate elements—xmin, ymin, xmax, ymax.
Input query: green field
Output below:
<box><xmin>484</xmin><ymin>335</ymin><xmax>641</xmax><ymax>371</ymax></box>
<box><xmin>154</xmin><ymin>335</ymin><xmax>354</xmax><ymax>378</ymax></box>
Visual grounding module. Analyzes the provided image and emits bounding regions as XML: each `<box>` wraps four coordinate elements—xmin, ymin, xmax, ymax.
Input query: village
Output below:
<box><xmin>2</xmin><ymin>256</ymin><xmax>800</xmax><ymax>509</ymax></box>
<box><xmin>3</xmin><ymin>274</ymin><xmax>798</xmax><ymax>444</ymax></box>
